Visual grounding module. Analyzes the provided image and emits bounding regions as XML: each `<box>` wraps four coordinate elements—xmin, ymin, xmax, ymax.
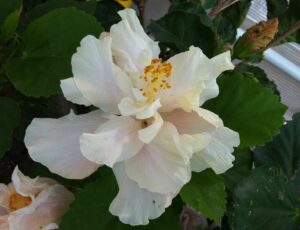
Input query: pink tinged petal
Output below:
<box><xmin>0</xmin><ymin>184</ymin><xmax>17</xmax><ymax>212</ymax></box>
<box><xmin>109</xmin><ymin>163</ymin><xmax>172</xmax><ymax>226</ymax></box>
<box><xmin>11</xmin><ymin>166</ymin><xmax>55</xmax><ymax>197</ymax></box>
<box><xmin>118</xmin><ymin>97</ymin><xmax>161</xmax><ymax>119</ymax></box>
<box><xmin>80</xmin><ymin>116</ymin><xmax>144</xmax><ymax>167</ymax></box>
<box><xmin>110</xmin><ymin>9</ymin><xmax>160</xmax><ymax>72</ymax></box>
<box><xmin>138</xmin><ymin>113</ymin><xmax>163</xmax><ymax>144</ymax></box>
<box><xmin>161</xmin><ymin>108</ymin><xmax>222</xmax><ymax>135</ymax></box>
<box><xmin>0</xmin><ymin>216</ymin><xmax>8</xmax><ymax>230</ymax></box>
<box><xmin>125</xmin><ymin>122</ymin><xmax>192</xmax><ymax>194</ymax></box>
<box><xmin>0</xmin><ymin>207</ymin><xmax>8</xmax><ymax>216</ymax></box>
<box><xmin>60</xmin><ymin>77</ymin><xmax>92</xmax><ymax>106</ymax></box>
<box><xmin>0</xmin><ymin>185</ymin><xmax>11</xmax><ymax>210</ymax></box>
<box><xmin>8</xmin><ymin>184</ymin><xmax>74</xmax><ymax>230</ymax></box>
<box><xmin>72</xmin><ymin>35</ymin><xmax>124</xmax><ymax>113</ymax></box>
<box><xmin>192</xmin><ymin>126</ymin><xmax>240</xmax><ymax>174</ymax></box>
<box><xmin>25</xmin><ymin>110</ymin><xmax>106</xmax><ymax>179</ymax></box>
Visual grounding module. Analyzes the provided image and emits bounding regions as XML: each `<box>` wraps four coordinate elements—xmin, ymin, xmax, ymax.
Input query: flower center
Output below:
<box><xmin>139</xmin><ymin>59</ymin><xmax>172</xmax><ymax>103</ymax></box>
<box><xmin>9</xmin><ymin>193</ymin><xmax>32</xmax><ymax>211</ymax></box>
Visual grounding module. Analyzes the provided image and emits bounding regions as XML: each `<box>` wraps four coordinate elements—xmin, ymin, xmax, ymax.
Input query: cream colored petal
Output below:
<box><xmin>42</xmin><ymin>223</ymin><xmax>59</xmax><ymax>230</ymax></box>
<box><xmin>199</xmin><ymin>51</ymin><xmax>234</xmax><ymax>105</ymax></box>
<box><xmin>8</xmin><ymin>184</ymin><xmax>74</xmax><ymax>230</ymax></box>
<box><xmin>138</xmin><ymin>113</ymin><xmax>163</xmax><ymax>143</ymax></box>
<box><xmin>192</xmin><ymin>126</ymin><xmax>240</xmax><ymax>174</ymax></box>
<box><xmin>118</xmin><ymin>97</ymin><xmax>161</xmax><ymax>119</ymax></box>
<box><xmin>160</xmin><ymin>47</ymin><xmax>234</xmax><ymax>111</ymax></box>
<box><xmin>125</xmin><ymin>122</ymin><xmax>192</xmax><ymax>194</ymax></box>
<box><xmin>60</xmin><ymin>77</ymin><xmax>91</xmax><ymax>106</ymax></box>
<box><xmin>25</xmin><ymin>110</ymin><xmax>105</xmax><ymax>179</ymax></box>
<box><xmin>109</xmin><ymin>163</ymin><xmax>172</xmax><ymax>226</ymax></box>
<box><xmin>110</xmin><ymin>9</ymin><xmax>160</xmax><ymax>72</ymax></box>
<box><xmin>72</xmin><ymin>35</ymin><xmax>125</xmax><ymax>113</ymax></box>
<box><xmin>80</xmin><ymin>116</ymin><xmax>144</xmax><ymax>167</ymax></box>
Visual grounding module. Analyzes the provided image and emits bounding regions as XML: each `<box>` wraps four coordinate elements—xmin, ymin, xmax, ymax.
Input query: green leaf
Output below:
<box><xmin>94</xmin><ymin>0</ymin><xmax>123</xmax><ymax>31</ymax></box>
<box><xmin>223</xmin><ymin>148</ymin><xmax>253</xmax><ymax>193</ymax></box>
<box><xmin>180</xmin><ymin>169</ymin><xmax>227</xmax><ymax>224</ymax></box>
<box><xmin>0</xmin><ymin>0</ymin><xmax>21</xmax><ymax>26</ymax></box>
<box><xmin>1</xmin><ymin>9</ymin><xmax>20</xmax><ymax>41</ymax></box>
<box><xmin>236</xmin><ymin>63</ymin><xmax>279</xmax><ymax>95</ymax></box>
<box><xmin>5</xmin><ymin>7</ymin><xmax>102</xmax><ymax>97</ymax></box>
<box><xmin>215</xmin><ymin>16</ymin><xmax>237</xmax><ymax>44</ymax></box>
<box><xmin>266</xmin><ymin>0</ymin><xmax>289</xmax><ymax>18</ymax></box>
<box><xmin>60</xmin><ymin>167</ymin><xmax>181</xmax><ymax>229</ymax></box>
<box><xmin>20</xmin><ymin>0</ymin><xmax>97</xmax><ymax>31</ymax></box>
<box><xmin>231</xmin><ymin>167</ymin><xmax>300</xmax><ymax>230</ymax></box>
<box><xmin>148</xmin><ymin>10</ymin><xmax>216</xmax><ymax>57</ymax></box>
<box><xmin>220</xmin><ymin>0</ymin><xmax>252</xmax><ymax>28</ymax></box>
<box><xmin>203</xmin><ymin>71</ymin><xmax>287</xmax><ymax>147</ymax></box>
<box><xmin>201</xmin><ymin>0</ymin><xmax>217</xmax><ymax>10</ymax></box>
<box><xmin>0</xmin><ymin>97</ymin><xmax>21</xmax><ymax>156</ymax></box>
<box><xmin>266</xmin><ymin>0</ymin><xmax>300</xmax><ymax>44</ymax></box>
<box><xmin>254</xmin><ymin>113</ymin><xmax>300</xmax><ymax>190</ymax></box>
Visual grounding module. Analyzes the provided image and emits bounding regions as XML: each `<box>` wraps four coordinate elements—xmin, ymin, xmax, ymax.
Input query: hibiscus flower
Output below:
<box><xmin>24</xmin><ymin>8</ymin><xmax>239</xmax><ymax>225</ymax></box>
<box><xmin>0</xmin><ymin>167</ymin><xmax>74</xmax><ymax>230</ymax></box>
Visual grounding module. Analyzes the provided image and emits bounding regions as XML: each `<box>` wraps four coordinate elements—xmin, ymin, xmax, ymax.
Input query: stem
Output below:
<box><xmin>267</xmin><ymin>20</ymin><xmax>300</xmax><ymax>48</ymax></box>
<box><xmin>208</xmin><ymin>0</ymin><xmax>239</xmax><ymax>18</ymax></box>
<box><xmin>134</xmin><ymin>0</ymin><xmax>146</xmax><ymax>27</ymax></box>
<box><xmin>180</xmin><ymin>206</ymin><xmax>208</xmax><ymax>230</ymax></box>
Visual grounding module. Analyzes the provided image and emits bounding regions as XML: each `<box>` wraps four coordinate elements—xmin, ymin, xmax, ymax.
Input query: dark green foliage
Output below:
<box><xmin>0</xmin><ymin>97</ymin><xmax>21</xmax><ymax>156</ymax></box>
<box><xmin>203</xmin><ymin>71</ymin><xmax>286</xmax><ymax>147</ymax></box>
<box><xmin>180</xmin><ymin>169</ymin><xmax>227</xmax><ymax>224</ymax></box>
<box><xmin>5</xmin><ymin>7</ymin><xmax>102</xmax><ymax>97</ymax></box>
<box><xmin>254</xmin><ymin>113</ymin><xmax>300</xmax><ymax>191</ymax></box>
<box><xmin>231</xmin><ymin>167</ymin><xmax>300</xmax><ymax>229</ymax></box>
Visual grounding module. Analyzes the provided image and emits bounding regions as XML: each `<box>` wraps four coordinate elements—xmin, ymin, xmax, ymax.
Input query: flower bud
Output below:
<box><xmin>233</xmin><ymin>18</ymin><xmax>278</xmax><ymax>60</ymax></box>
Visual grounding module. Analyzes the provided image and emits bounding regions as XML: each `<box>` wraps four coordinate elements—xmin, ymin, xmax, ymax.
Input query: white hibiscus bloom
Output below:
<box><xmin>0</xmin><ymin>167</ymin><xmax>74</xmax><ymax>230</ymax></box>
<box><xmin>24</xmin><ymin>8</ymin><xmax>239</xmax><ymax>226</ymax></box>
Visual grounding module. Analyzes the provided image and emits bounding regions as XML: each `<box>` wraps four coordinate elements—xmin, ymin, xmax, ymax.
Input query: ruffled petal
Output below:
<box><xmin>11</xmin><ymin>167</ymin><xmax>54</xmax><ymax>197</ymax></box>
<box><xmin>191</xmin><ymin>126</ymin><xmax>240</xmax><ymax>174</ymax></box>
<box><xmin>72</xmin><ymin>35</ymin><xmax>125</xmax><ymax>113</ymax></box>
<box><xmin>125</xmin><ymin>122</ymin><xmax>192</xmax><ymax>194</ymax></box>
<box><xmin>159</xmin><ymin>47</ymin><xmax>234</xmax><ymax>111</ymax></box>
<box><xmin>138</xmin><ymin>113</ymin><xmax>163</xmax><ymax>143</ymax></box>
<box><xmin>60</xmin><ymin>77</ymin><xmax>92</xmax><ymax>106</ymax></box>
<box><xmin>161</xmin><ymin>108</ymin><xmax>221</xmax><ymax>135</ymax></box>
<box><xmin>42</xmin><ymin>223</ymin><xmax>59</xmax><ymax>230</ymax></box>
<box><xmin>198</xmin><ymin>51</ymin><xmax>234</xmax><ymax>105</ymax></box>
<box><xmin>109</xmin><ymin>163</ymin><xmax>172</xmax><ymax>226</ymax></box>
<box><xmin>118</xmin><ymin>97</ymin><xmax>161</xmax><ymax>119</ymax></box>
<box><xmin>0</xmin><ymin>185</ymin><xmax>13</xmax><ymax>211</ymax></box>
<box><xmin>25</xmin><ymin>110</ymin><xmax>105</xmax><ymax>179</ymax></box>
<box><xmin>110</xmin><ymin>9</ymin><xmax>160</xmax><ymax>72</ymax></box>
<box><xmin>80</xmin><ymin>116</ymin><xmax>144</xmax><ymax>167</ymax></box>
<box><xmin>0</xmin><ymin>216</ymin><xmax>8</xmax><ymax>230</ymax></box>
<box><xmin>8</xmin><ymin>184</ymin><xmax>74</xmax><ymax>230</ymax></box>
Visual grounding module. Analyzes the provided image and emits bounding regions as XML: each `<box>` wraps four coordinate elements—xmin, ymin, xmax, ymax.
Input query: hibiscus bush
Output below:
<box><xmin>0</xmin><ymin>0</ymin><xmax>300</xmax><ymax>229</ymax></box>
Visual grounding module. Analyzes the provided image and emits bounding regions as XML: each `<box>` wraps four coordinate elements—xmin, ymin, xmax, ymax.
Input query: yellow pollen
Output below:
<box><xmin>9</xmin><ymin>193</ymin><xmax>32</xmax><ymax>211</ymax></box>
<box><xmin>140</xmin><ymin>59</ymin><xmax>172</xmax><ymax>103</ymax></box>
